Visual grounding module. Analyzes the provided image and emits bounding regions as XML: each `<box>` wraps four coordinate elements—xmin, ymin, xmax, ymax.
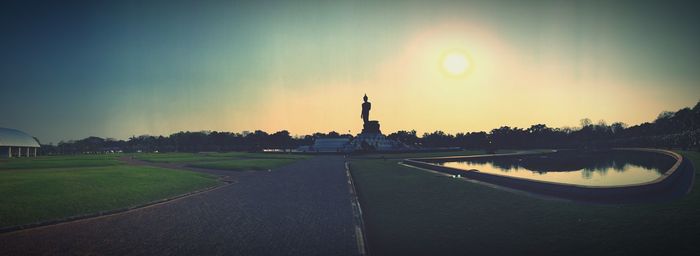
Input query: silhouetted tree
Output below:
<box><xmin>39</xmin><ymin>100</ymin><xmax>700</xmax><ymax>154</ymax></box>
<box><xmin>387</xmin><ymin>130</ymin><xmax>419</xmax><ymax>146</ymax></box>
<box><xmin>422</xmin><ymin>131</ymin><xmax>455</xmax><ymax>147</ymax></box>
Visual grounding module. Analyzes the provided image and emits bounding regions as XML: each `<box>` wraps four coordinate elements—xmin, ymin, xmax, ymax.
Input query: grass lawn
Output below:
<box><xmin>206</xmin><ymin>152</ymin><xmax>310</xmax><ymax>160</ymax></box>
<box><xmin>134</xmin><ymin>152</ymin><xmax>310</xmax><ymax>171</ymax></box>
<box><xmin>0</xmin><ymin>155</ymin><xmax>219</xmax><ymax>228</ymax></box>
<box><xmin>133</xmin><ymin>152</ymin><xmax>232</xmax><ymax>163</ymax></box>
<box><xmin>353</xmin><ymin>149</ymin><xmax>531</xmax><ymax>160</ymax></box>
<box><xmin>354</xmin><ymin>150</ymin><xmax>487</xmax><ymax>160</ymax></box>
<box><xmin>0</xmin><ymin>154</ymin><xmax>121</xmax><ymax>170</ymax></box>
<box><xmin>350</xmin><ymin>150</ymin><xmax>700</xmax><ymax>255</ymax></box>
<box><xmin>189</xmin><ymin>158</ymin><xmax>301</xmax><ymax>171</ymax></box>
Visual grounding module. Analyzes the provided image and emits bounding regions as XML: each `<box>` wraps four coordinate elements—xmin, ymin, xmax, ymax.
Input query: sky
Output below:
<box><xmin>1</xmin><ymin>0</ymin><xmax>699</xmax><ymax>144</ymax></box>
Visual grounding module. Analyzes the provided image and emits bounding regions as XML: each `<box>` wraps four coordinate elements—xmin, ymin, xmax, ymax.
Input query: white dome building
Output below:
<box><xmin>0</xmin><ymin>127</ymin><xmax>40</xmax><ymax>158</ymax></box>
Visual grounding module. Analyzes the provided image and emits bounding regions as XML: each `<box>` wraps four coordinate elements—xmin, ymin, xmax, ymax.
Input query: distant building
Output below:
<box><xmin>0</xmin><ymin>127</ymin><xmax>40</xmax><ymax>158</ymax></box>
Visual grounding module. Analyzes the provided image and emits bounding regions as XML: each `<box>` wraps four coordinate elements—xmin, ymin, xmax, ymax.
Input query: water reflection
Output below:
<box><xmin>435</xmin><ymin>150</ymin><xmax>675</xmax><ymax>186</ymax></box>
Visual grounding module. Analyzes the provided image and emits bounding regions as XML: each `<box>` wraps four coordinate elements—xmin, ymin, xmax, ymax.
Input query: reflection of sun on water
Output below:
<box><xmin>440</xmin><ymin>161</ymin><xmax>663</xmax><ymax>187</ymax></box>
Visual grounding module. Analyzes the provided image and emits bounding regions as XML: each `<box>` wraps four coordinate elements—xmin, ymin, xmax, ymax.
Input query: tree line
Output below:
<box><xmin>41</xmin><ymin>100</ymin><xmax>700</xmax><ymax>154</ymax></box>
<box><xmin>41</xmin><ymin>130</ymin><xmax>353</xmax><ymax>155</ymax></box>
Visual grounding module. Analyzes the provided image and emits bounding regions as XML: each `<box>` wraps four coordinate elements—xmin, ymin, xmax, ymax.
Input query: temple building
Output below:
<box><xmin>0</xmin><ymin>127</ymin><xmax>40</xmax><ymax>158</ymax></box>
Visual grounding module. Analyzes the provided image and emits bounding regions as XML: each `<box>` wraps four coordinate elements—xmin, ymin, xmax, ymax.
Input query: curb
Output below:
<box><xmin>345</xmin><ymin>160</ymin><xmax>369</xmax><ymax>256</ymax></box>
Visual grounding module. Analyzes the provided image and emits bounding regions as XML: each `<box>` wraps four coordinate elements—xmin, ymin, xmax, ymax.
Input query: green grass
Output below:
<box><xmin>0</xmin><ymin>154</ymin><xmax>121</xmax><ymax>170</ymax></box>
<box><xmin>134</xmin><ymin>152</ymin><xmax>309</xmax><ymax>163</ymax></box>
<box><xmin>350</xmin><ymin>150</ymin><xmax>700</xmax><ymax>255</ymax></box>
<box><xmin>189</xmin><ymin>158</ymin><xmax>301</xmax><ymax>171</ymax></box>
<box><xmin>206</xmin><ymin>152</ymin><xmax>310</xmax><ymax>160</ymax></box>
<box><xmin>0</xmin><ymin>165</ymin><xmax>218</xmax><ymax>228</ymax></box>
<box><xmin>133</xmin><ymin>153</ymin><xmax>231</xmax><ymax>163</ymax></box>
<box><xmin>354</xmin><ymin>149</ymin><xmax>521</xmax><ymax>160</ymax></box>
<box><xmin>133</xmin><ymin>152</ymin><xmax>310</xmax><ymax>171</ymax></box>
<box><xmin>0</xmin><ymin>151</ymin><xmax>306</xmax><ymax>228</ymax></box>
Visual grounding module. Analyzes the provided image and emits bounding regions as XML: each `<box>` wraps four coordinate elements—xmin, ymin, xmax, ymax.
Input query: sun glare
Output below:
<box><xmin>441</xmin><ymin>52</ymin><xmax>471</xmax><ymax>76</ymax></box>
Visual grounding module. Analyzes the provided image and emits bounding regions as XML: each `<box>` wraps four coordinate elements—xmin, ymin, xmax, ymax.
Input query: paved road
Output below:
<box><xmin>0</xmin><ymin>156</ymin><xmax>360</xmax><ymax>256</ymax></box>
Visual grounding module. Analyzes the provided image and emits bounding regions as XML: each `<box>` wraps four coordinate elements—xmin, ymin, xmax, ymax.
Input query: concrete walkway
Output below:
<box><xmin>0</xmin><ymin>156</ymin><xmax>360</xmax><ymax>256</ymax></box>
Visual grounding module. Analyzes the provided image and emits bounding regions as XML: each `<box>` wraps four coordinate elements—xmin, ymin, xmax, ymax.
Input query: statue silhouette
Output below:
<box><xmin>360</xmin><ymin>94</ymin><xmax>381</xmax><ymax>134</ymax></box>
<box><xmin>361</xmin><ymin>94</ymin><xmax>371</xmax><ymax>124</ymax></box>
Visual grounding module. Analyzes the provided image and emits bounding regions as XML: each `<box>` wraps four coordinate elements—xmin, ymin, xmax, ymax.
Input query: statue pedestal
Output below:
<box><xmin>362</xmin><ymin>121</ymin><xmax>381</xmax><ymax>134</ymax></box>
<box><xmin>352</xmin><ymin>132</ymin><xmax>393</xmax><ymax>151</ymax></box>
<box><xmin>351</xmin><ymin>120</ymin><xmax>407</xmax><ymax>151</ymax></box>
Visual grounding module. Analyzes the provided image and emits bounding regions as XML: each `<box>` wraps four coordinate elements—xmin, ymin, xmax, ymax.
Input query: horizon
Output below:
<box><xmin>32</xmin><ymin>99</ymin><xmax>697</xmax><ymax>144</ymax></box>
<box><xmin>2</xmin><ymin>0</ymin><xmax>699</xmax><ymax>144</ymax></box>
<box><xmin>31</xmin><ymin>99</ymin><xmax>698</xmax><ymax>144</ymax></box>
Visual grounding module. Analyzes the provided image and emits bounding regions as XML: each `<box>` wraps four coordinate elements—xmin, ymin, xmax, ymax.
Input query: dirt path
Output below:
<box><xmin>118</xmin><ymin>156</ymin><xmax>240</xmax><ymax>182</ymax></box>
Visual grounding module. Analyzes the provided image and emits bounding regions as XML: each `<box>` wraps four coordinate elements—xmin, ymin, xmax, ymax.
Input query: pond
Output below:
<box><xmin>434</xmin><ymin>150</ymin><xmax>676</xmax><ymax>187</ymax></box>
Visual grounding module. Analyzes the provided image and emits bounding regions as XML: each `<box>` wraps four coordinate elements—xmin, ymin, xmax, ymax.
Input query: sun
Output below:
<box><xmin>441</xmin><ymin>51</ymin><xmax>471</xmax><ymax>77</ymax></box>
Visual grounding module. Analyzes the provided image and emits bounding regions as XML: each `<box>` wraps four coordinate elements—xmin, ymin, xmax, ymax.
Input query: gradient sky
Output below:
<box><xmin>1</xmin><ymin>0</ymin><xmax>699</xmax><ymax>144</ymax></box>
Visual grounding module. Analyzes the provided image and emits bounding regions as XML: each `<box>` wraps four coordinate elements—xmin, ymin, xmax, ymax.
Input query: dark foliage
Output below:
<box><xmin>41</xmin><ymin>100</ymin><xmax>700</xmax><ymax>154</ymax></box>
